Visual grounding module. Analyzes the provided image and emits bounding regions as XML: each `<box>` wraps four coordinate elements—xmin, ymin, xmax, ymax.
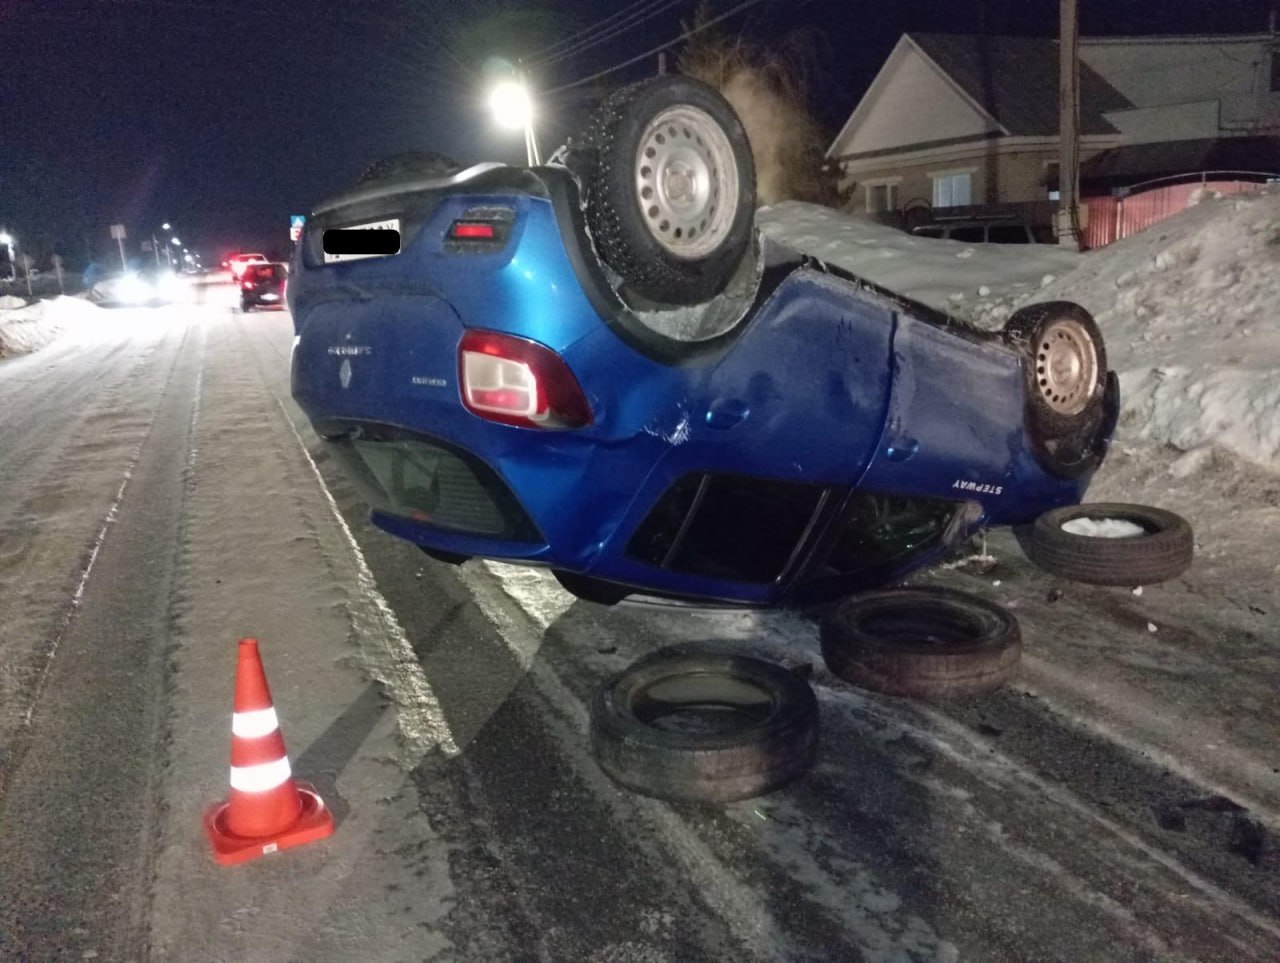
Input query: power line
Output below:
<box><xmin>521</xmin><ymin>0</ymin><xmax>658</xmax><ymax>64</ymax></box>
<box><xmin>545</xmin><ymin>0</ymin><xmax>774</xmax><ymax>96</ymax></box>
<box><xmin>528</xmin><ymin>0</ymin><xmax>692</xmax><ymax>70</ymax></box>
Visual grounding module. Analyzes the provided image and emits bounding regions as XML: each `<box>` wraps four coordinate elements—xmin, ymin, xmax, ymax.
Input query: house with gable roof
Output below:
<box><xmin>827</xmin><ymin>30</ymin><xmax>1280</xmax><ymax>235</ymax></box>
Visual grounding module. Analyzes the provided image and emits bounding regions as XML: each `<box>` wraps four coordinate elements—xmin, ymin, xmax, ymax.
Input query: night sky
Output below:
<box><xmin>2</xmin><ymin>0</ymin><xmax>1275</xmax><ymax>264</ymax></box>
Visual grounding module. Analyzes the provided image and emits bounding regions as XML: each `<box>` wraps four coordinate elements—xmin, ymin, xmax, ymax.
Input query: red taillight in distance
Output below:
<box><xmin>459</xmin><ymin>330</ymin><xmax>591</xmax><ymax>430</ymax></box>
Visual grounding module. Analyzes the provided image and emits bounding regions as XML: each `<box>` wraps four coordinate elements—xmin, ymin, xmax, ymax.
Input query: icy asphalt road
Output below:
<box><xmin>0</xmin><ymin>291</ymin><xmax>1276</xmax><ymax>962</ymax></box>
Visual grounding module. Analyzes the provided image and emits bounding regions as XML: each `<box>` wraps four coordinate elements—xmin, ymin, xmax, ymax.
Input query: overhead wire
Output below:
<box><xmin>520</xmin><ymin>0</ymin><xmax>661</xmax><ymax>65</ymax></box>
<box><xmin>527</xmin><ymin>0</ymin><xmax>693</xmax><ymax>70</ymax></box>
<box><xmin>545</xmin><ymin>0</ymin><xmax>774</xmax><ymax>96</ymax></box>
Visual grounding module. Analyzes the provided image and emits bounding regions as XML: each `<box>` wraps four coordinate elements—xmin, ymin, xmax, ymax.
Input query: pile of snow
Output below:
<box><xmin>0</xmin><ymin>296</ymin><xmax>101</xmax><ymax>360</ymax></box>
<box><xmin>761</xmin><ymin>191</ymin><xmax>1280</xmax><ymax>475</ymax></box>
<box><xmin>758</xmin><ymin>203</ymin><xmax>1080</xmax><ymax>320</ymax></box>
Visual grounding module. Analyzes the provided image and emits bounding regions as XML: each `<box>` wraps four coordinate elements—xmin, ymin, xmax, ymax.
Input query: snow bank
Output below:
<box><xmin>758</xmin><ymin>202</ymin><xmax>1080</xmax><ymax>320</ymax></box>
<box><xmin>760</xmin><ymin>192</ymin><xmax>1280</xmax><ymax>474</ymax></box>
<box><xmin>1018</xmin><ymin>189</ymin><xmax>1280</xmax><ymax>472</ymax></box>
<box><xmin>0</xmin><ymin>295</ymin><xmax>100</xmax><ymax>360</ymax></box>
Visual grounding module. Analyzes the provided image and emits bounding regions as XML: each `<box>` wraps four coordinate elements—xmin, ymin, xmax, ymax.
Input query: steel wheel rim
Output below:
<box><xmin>634</xmin><ymin>105</ymin><xmax>739</xmax><ymax>260</ymax></box>
<box><xmin>1035</xmin><ymin>319</ymin><xmax>1098</xmax><ymax>415</ymax></box>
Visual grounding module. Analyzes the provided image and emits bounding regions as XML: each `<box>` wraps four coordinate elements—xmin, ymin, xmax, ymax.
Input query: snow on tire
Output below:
<box><xmin>820</xmin><ymin>588</ymin><xmax>1021</xmax><ymax>700</ymax></box>
<box><xmin>1029</xmin><ymin>502</ymin><xmax>1193</xmax><ymax>586</ymax></box>
<box><xmin>589</xmin><ymin>647</ymin><xmax>817</xmax><ymax>803</ymax></box>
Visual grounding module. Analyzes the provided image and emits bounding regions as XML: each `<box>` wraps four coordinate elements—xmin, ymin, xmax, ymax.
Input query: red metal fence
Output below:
<box><xmin>1082</xmin><ymin>180</ymin><xmax>1268</xmax><ymax>249</ymax></box>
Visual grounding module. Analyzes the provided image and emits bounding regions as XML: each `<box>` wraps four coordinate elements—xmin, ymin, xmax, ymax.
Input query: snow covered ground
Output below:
<box><xmin>0</xmin><ymin>295</ymin><xmax>100</xmax><ymax>360</ymax></box>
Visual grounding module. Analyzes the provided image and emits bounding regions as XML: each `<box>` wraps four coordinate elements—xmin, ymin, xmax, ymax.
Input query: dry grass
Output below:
<box><xmin>677</xmin><ymin>4</ymin><xmax>839</xmax><ymax>206</ymax></box>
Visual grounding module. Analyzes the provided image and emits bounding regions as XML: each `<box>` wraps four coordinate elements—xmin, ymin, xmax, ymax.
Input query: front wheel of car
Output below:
<box><xmin>821</xmin><ymin>587</ymin><xmax>1021</xmax><ymax>699</ymax></box>
<box><xmin>578</xmin><ymin>75</ymin><xmax>757</xmax><ymax>306</ymax></box>
<box><xmin>1028</xmin><ymin>502</ymin><xmax>1193</xmax><ymax>586</ymax></box>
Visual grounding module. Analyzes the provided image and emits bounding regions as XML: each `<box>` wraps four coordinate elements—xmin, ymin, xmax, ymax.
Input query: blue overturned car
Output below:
<box><xmin>289</xmin><ymin>76</ymin><xmax>1119</xmax><ymax>607</ymax></box>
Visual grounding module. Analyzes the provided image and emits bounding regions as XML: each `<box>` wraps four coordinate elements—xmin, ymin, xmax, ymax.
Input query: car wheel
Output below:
<box><xmin>552</xmin><ymin>570</ymin><xmax>630</xmax><ymax>606</ymax></box>
<box><xmin>1004</xmin><ymin>301</ymin><xmax>1107</xmax><ymax>439</ymax></box>
<box><xmin>821</xmin><ymin>588</ymin><xmax>1021</xmax><ymax>699</ymax></box>
<box><xmin>418</xmin><ymin>546</ymin><xmax>469</xmax><ymax>566</ymax></box>
<box><xmin>590</xmin><ymin>646</ymin><xmax>818</xmax><ymax>803</ymax></box>
<box><xmin>578</xmin><ymin>75</ymin><xmax>756</xmax><ymax>306</ymax></box>
<box><xmin>357</xmin><ymin>150</ymin><xmax>461</xmax><ymax>185</ymax></box>
<box><xmin>1029</xmin><ymin>502</ymin><xmax>1193</xmax><ymax>586</ymax></box>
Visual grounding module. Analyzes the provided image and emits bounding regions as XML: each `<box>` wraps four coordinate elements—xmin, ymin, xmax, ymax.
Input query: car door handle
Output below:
<box><xmin>705</xmin><ymin>399</ymin><xmax>750</xmax><ymax>430</ymax></box>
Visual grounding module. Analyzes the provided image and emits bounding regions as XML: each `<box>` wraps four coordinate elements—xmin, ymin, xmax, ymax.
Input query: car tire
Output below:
<box><xmin>356</xmin><ymin>150</ymin><xmax>461</xmax><ymax>185</ymax></box>
<box><xmin>1029</xmin><ymin>502</ymin><xmax>1193</xmax><ymax>586</ymax></box>
<box><xmin>821</xmin><ymin>588</ymin><xmax>1021</xmax><ymax>699</ymax></box>
<box><xmin>553</xmin><ymin>570</ymin><xmax>630</xmax><ymax>606</ymax></box>
<box><xmin>578</xmin><ymin>75</ymin><xmax>756</xmax><ymax>306</ymax></box>
<box><xmin>418</xmin><ymin>546</ymin><xmax>469</xmax><ymax>566</ymax></box>
<box><xmin>590</xmin><ymin>647</ymin><xmax>818</xmax><ymax>803</ymax></box>
<box><xmin>1003</xmin><ymin>301</ymin><xmax>1108</xmax><ymax>439</ymax></box>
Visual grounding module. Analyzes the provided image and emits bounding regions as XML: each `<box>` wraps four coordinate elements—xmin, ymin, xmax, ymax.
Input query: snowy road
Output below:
<box><xmin>0</xmin><ymin>293</ymin><xmax>1276</xmax><ymax>962</ymax></box>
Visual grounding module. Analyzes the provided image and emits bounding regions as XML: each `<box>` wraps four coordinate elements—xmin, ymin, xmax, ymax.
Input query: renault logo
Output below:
<box><xmin>339</xmin><ymin>359</ymin><xmax>352</xmax><ymax>389</ymax></box>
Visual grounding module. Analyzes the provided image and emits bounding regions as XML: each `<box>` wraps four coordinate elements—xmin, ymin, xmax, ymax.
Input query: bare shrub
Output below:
<box><xmin>677</xmin><ymin>4</ymin><xmax>837</xmax><ymax>206</ymax></box>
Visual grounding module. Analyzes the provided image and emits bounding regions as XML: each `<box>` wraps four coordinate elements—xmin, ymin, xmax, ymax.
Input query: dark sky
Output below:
<box><xmin>1</xmin><ymin>0</ymin><xmax>1275</xmax><ymax>263</ymax></box>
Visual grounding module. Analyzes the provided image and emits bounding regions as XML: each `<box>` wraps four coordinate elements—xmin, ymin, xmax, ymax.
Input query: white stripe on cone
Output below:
<box><xmin>229</xmin><ymin>756</ymin><xmax>293</xmax><ymax>793</ymax></box>
<box><xmin>232</xmin><ymin>707</ymin><xmax>280</xmax><ymax>739</ymax></box>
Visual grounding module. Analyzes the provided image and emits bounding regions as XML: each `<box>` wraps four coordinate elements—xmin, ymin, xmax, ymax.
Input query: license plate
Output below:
<box><xmin>261</xmin><ymin>293</ymin><xmax>279</xmax><ymax>301</ymax></box>
<box><xmin>323</xmin><ymin>218</ymin><xmax>401</xmax><ymax>263</ymax></box>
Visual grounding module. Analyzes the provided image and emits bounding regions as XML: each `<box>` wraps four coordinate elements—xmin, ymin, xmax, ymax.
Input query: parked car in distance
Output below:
<box><xmin>239</xmin><ymin>261</ymin><xmax>287</xmax><ymax>311</ymax></box>
<box><xmin>912</xmin><ymin>220</ymin><xmax>1056</xmax><ymax>244</ymax></box>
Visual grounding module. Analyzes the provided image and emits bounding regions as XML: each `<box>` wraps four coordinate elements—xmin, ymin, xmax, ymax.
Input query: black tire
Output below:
<box><xmin>1029</xmin><ymin>502</ymin><xmax>1193</xmax><ymax>586</ymax></box>
<box><xmin>821</xmin><ymin>588</ymin><xmax>1021</xmax><ymax>699</ymax></box>
<box><xmin>356</xmin><ymin>150</ymin><xmax>461</xmax><ymax>186</ymax></box>
<box><xmin>1004</xmin><ymin>301</ymin><xmax>1108</xmax><ymax>440</ymax></box>
<box><xmin>590</xmin><ymin>647</ymin><xmax>818</xmax><ymax>803</ymax></box>
<box><xmin>418</xmin><ymin>546</ymin><xmax>469</xmax><ymax>566</ymax></box>
<box><xmin>578</xmin><ymin>75</ymin><xmax>756</xmax><ymax>306</ymax></box>
<box><xmin>553</xmin><ymin>570</ymin><xmax>630</xmax><ymax>606</ymax></box>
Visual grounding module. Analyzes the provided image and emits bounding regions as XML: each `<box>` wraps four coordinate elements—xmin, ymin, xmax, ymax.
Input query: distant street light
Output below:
<box><xmin>171</xmin><ymin>236</ymin><xmax>181</xmax><ymax>246</ymax></box>
<box><xmin>162</xmin><ymin>222</ymin><xmax>171</xmax><ymax>231</ymax></box>
<box><xmin>0</xmin><ymin>231</ymin><xmax>15</xmax><ymax>281</ymax></box>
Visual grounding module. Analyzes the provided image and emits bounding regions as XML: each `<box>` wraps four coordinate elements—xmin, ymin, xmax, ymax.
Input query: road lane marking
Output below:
<box><xmin>276</xmin><ymin>399</ymin><xmax>459</xmax><ymax>759</ymax></box>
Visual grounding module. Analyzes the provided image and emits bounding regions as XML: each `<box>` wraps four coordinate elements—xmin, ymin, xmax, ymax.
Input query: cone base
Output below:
<box><xmin>203</xmin><ymin>782</ymin><xmax>334</xmax><ymax>866</ymax></box>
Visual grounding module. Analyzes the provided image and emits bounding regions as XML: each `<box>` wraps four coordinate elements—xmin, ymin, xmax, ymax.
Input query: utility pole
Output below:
<box><xmin>1058</xmin><ymin>0</ymin><xmax>1082</xmax><ymax>250</ymax></box>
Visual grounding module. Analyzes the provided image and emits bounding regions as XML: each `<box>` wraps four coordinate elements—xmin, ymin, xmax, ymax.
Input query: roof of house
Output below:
<box><xmin>1078</xmin><ymin>136</ymin><xmax>1280</xmax><ymax>189</ymax></box>
<box><xmin>908</xmin><ymin>33</ymin><xmax>1133</xmax><ymax>137</ymax></box>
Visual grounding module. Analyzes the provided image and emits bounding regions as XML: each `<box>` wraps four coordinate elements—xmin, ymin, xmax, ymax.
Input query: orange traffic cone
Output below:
<box><xmin>203</xmin><ymin>638</ymin><xmax>334</xmax><ymax>866</ymax></box>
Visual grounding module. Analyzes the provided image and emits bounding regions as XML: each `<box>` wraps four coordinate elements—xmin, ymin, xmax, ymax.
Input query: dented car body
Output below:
<box><xmin>289</xmin><ymin>163</ymin><xmax>1117</xmax><ymax>606</ymax></box>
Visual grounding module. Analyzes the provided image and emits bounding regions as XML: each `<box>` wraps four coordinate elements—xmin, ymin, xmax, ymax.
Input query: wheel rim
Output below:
<box><xmin>1035</xmin><ymin>319</ymin><xmax>1098</xmax><ymax>416</ymax></box>
<box><xmin>634</xmin><ymin>105</ymin><xmax>739</xmax><ymax>260</ymax></box>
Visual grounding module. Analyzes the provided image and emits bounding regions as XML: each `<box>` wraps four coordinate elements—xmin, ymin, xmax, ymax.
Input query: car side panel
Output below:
<box><xmin>858</xmin><ymin>313</ymin><xmax>1089</xmax><ymax>520</ymax></box>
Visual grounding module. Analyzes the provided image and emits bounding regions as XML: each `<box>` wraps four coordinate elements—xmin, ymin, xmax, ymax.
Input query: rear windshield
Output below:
<box><xmin>248</xmin><ymin>264</ymin><xmax>284</xmax><ymax>280</ymax></box>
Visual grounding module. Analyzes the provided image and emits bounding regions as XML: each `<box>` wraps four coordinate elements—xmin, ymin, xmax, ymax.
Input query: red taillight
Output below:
<box><xmin>459</xmin><ymin>330</ymin><xmax>591</xmax><ymax>429</ymax></box>
<box><xmin>449</xmin><ymin>222</ymin><xmax>497</xmax><ymax>240</ymax></box>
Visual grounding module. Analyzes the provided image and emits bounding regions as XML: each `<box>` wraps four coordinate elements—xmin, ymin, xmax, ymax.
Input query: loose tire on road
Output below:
<box><xmin>821</xmin><ymin>588</ymin><xmax>1021</xmax><ymax>699</ymax></box>
<box><xmin>578</xmin><ymin>75</ymin><xmax>756</xmax><ymax>306</ymax></box>
<box><xmin>1029</xmin><ymin>502</ymin><xmax>1193</xmax><ymax>586</ymax></box>
<box><xmin>590</xmin><ymin>647</ymin><xmax>817</xmax><ymax>803</ymax></box>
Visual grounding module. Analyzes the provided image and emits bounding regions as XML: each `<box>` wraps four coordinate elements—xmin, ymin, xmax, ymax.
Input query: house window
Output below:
<box><xmin>865</xmin><ymin>181</ymin><xmax>899</xmax><ymax>213</ymax></box>
<box><xmin>932</xmin><ymin>172</ymin><xmax>972</xmax><ymax>208</ymax></box>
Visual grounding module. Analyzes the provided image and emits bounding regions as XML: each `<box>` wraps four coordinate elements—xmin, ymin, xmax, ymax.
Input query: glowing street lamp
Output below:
<box><xmin>0</xmin><ymin>231</ymin><xmax>14</xmax><ymax>281</ymax></box>
<box><xmin>489</xmin><ymin>75</ymin><xmax>541</xmax><ymax>166</ymax></box>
